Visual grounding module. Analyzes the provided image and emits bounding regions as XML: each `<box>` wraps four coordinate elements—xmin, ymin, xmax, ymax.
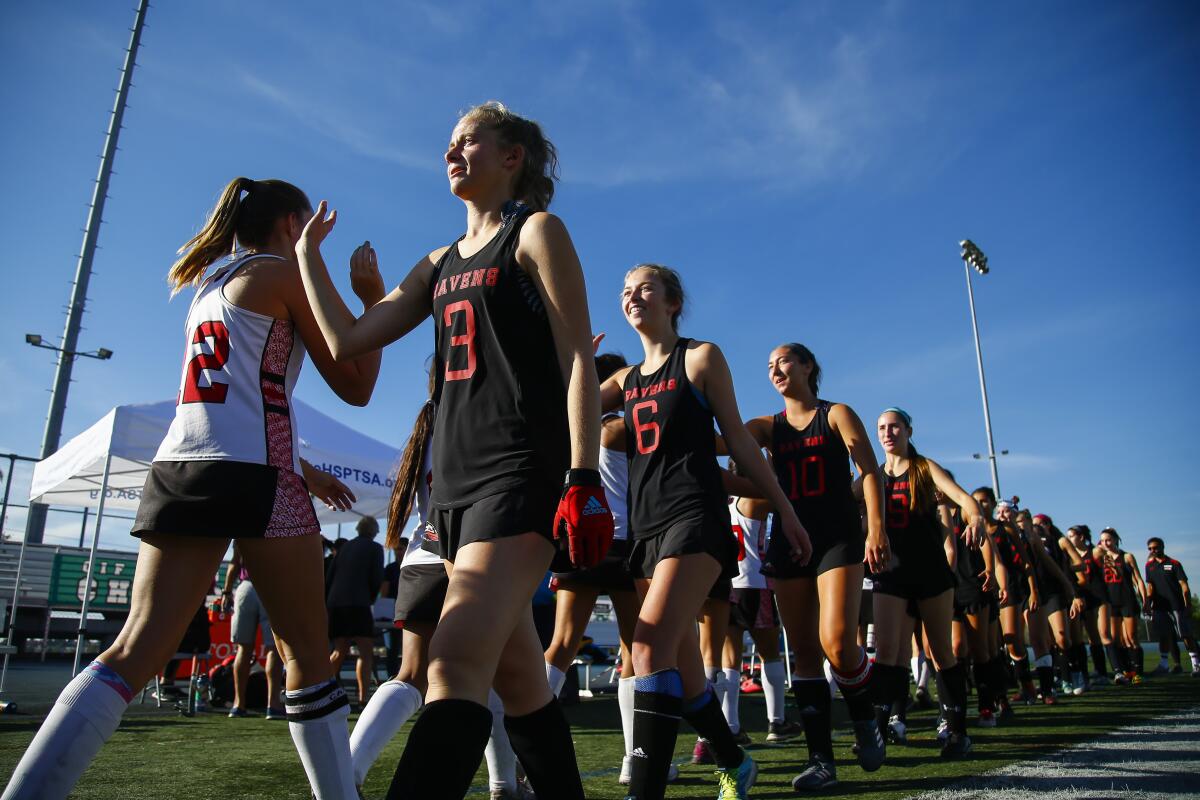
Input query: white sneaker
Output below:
<box><xmin>887</xmin><ymin>715</ymin><xmax>907</xmax><ymax>744</ymax></box>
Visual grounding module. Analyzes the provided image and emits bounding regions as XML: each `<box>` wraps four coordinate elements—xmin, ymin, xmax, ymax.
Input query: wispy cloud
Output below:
<box><xmin>236</xmin><ymin>72</ymin><xmax>433</xmax><ymax>171</ymax></box>
<box><xmin>940</xmin><ymin>452</ymin><xmax>1064</xmax><ymax>469</ymax></box>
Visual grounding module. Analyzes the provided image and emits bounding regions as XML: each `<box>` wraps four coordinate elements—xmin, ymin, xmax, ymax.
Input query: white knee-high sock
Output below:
<box><xmin>618</xmin><ymin>676</ymin><xmax>636</xmax><ymax>756</ymax></box>
<box><xmin>545</xmin><ymin>661</ymin><xmax>566</xmax><ymax>697</ymax></box>
<box><xmin>285</xmin><ymin>679</ymin><xmax>356</xmax><ymax>800</ymax></box>
<box><xmin>2</xmin><ymin>660</ymin><xmax>130</xmax><ymax>800</ymax></box>
<box><xmin>348</xmin><ymin>679</ymin><xmax>422</xmax><ymax>786</ymax></box>
<box><xmin>721</xmin><ymin>668</ymin><xmax>741</xmax><ymax>733</ymax></box>
<box><xmin>762</xmin><ymin>659</ymin><xmax>787</xmax><ymax>723</ymax></box>
<box><xmin>484</xmin><ymin>689</ymin><xmax>518</xmax><ymax>791</ymax></box>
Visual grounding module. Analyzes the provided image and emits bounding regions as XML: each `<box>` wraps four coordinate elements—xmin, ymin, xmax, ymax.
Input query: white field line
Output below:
<box><xmin>910</xmin><ymin>706</ymin><xmax>1200</xmax><ymax>800</ymax></box>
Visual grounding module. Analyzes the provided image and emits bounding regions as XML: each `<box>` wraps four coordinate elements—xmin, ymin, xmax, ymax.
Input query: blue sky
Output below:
<box><xmin>1</xmin><ymin>2</ymin><xmax>1197</xmax><ymax>564</ymax></box>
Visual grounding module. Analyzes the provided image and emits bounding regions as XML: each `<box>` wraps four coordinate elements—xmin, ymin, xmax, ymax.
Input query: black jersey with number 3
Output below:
<box><xmin>769</xmin><ymin>402</ymin><xmax>858</xmax><ymax>538</ymax></box>
<box><xmin>428</xmin><ymin>207</ymin><xmax>569</xmax><ymax>509</ymax></box>
<box><xmin>623</xmin><ymin>337</ymin><xmax>725</xmax><ymax>538</ymax></box>
<box><xmin>882</xmin><ymin>470</ymin><xmax>945</xmax><ymax>574</ymax></box>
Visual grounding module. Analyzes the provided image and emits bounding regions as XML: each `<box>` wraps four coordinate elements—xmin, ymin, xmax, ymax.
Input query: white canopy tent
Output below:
<box><xmin>29</xmin><ymin>398</ymin><xmax>399</xmax><ymax>523</ymax></box>
<box><xmin>19</xmin><ymin>398</ymin><xmax>400</xmax><ymax>675</ymax></box>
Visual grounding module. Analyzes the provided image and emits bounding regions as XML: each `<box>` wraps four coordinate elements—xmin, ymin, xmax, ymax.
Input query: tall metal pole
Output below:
<box><xmin>963</xmin><ymin>261</ymin><xmax>1001</xmax><ymax>499</ymax></box>
<box><xmin>26</xmin><ymin>0</ymin><xmax>149</xmax><ymax>545</ymax></box>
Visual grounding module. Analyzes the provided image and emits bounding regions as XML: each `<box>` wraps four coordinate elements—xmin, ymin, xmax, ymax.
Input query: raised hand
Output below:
<box><xmin>300</xmin><ymin>200</ymin><xmax>337</xmax><ymax>250</ymax></box>
<box><xmin>350</xmin><ymin>240</ymin><xmax>385</xmax><ymax>305</ymax></box>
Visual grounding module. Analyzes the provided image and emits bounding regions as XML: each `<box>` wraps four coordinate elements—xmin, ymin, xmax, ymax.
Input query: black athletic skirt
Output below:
<box><xmin>133</xmin><ymin>461</ymin><xmax>319</xmax><ymax>539</ymax></box>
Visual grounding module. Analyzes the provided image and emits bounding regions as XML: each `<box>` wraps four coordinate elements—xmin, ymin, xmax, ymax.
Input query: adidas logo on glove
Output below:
<box><xmin>582</xmin><ymin>496</ymin><xmax>608</xmax><ymax>516</ymax></box>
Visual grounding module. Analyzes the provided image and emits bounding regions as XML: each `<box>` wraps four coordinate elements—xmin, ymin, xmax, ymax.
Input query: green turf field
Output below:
<box><xmin>1</xmin><ymin>673</ymin><xmax>1196</xmax><ymax>799</ymax></box>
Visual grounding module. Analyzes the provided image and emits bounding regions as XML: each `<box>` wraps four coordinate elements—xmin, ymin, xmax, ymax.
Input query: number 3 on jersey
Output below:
<box><xmin>443</xmin><ymin>300</ymin><xmax>477</xmax><ymax>381</ymax></box>
<box><xmin>181</xmin><ymin>320</ymin><xmax>230</xmax><ymax>404</ymax></box>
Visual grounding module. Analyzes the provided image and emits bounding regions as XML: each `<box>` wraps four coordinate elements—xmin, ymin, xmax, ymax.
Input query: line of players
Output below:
<box><xmin>6</xmin><ymin>101</ymin><xmax>1193</xmax><ymax>800</ymax></box>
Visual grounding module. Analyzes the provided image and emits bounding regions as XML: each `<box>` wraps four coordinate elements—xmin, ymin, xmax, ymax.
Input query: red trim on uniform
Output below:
<box><xmin>831</xmin><ymin>651</ymin><xmax>871</xmax><ymax>689</ymax></box>
<box><xmin>258</xmin><ymin>319</ymin><xmax>318</xmax><ymax>538</ymax></box>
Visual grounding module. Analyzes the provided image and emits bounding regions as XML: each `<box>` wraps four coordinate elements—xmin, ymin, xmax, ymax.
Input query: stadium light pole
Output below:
<box><xmin>960</xmin><ymin>239</ymin><xmax>1002</xmax><ymax>499</ymax></box>
<box><xmin>24</xmin><ymin>0</ymin><xmax>148</xmax><ymax>545</ymax></box>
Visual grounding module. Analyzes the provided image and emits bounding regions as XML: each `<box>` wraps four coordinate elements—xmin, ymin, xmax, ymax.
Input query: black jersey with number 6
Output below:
<box><xmin>623</xmin><ymin>337</ymin><xmax>725</xmax><ymax>538</ymax></box>
<box><xmin>428</xmin><ymin>208</ymin><xmax>569</xmax><ymax>509</ymax></box>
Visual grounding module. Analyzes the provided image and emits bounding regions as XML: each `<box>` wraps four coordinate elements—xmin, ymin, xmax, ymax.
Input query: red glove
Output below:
<box><xmin>553</xmin><ymin>469</ymin><xmax>614</xmax><ymax>568</ymax></box>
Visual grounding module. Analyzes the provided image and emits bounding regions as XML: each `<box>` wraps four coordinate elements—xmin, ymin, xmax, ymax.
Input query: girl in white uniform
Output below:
<box><xmin>3</xmin><ymin>177</ymin><xmax>381</xmax><ymax>800</ymax></box>
<box><xmin>722</xmin><ymin>459</ymin><xmax>796</xmax><ymax>745</ymax></box>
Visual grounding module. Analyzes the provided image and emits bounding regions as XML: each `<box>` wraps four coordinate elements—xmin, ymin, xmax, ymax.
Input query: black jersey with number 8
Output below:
<box><xmin>428</xmin><ymin>208</ymin><xmax>569</xmax><ymax>509</ymax></box>
<box><xmin>623</xmin><ymin>338</ymin><xmax>725</xmax><ymax>539</ymax></box>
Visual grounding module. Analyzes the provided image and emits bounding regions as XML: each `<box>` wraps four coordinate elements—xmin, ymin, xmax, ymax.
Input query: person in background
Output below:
<box><xmin>1145</xmin><ymin>537</ymin><xmax>1198</xmax><ymax>675</ymax></box>
<box><xmin>327</xmin><ymin>516</ymin><xmax>385</xmax><ymax>709</ymax></box>
<box><xmin>222</xmin><ymin>543</ymin><xmax>285</xmax><ymax>718</ymax></box>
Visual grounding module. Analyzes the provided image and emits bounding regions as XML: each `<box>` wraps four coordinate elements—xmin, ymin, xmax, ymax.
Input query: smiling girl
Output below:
<box><xmin>872</xmin><ymin>408</ymin><xmax>985</xmax><ymax>759</ymax></box>
<box><xmin>599</xmin><ymin>264</ymin><xmax>811</xmax><ymax>800</ymax></box>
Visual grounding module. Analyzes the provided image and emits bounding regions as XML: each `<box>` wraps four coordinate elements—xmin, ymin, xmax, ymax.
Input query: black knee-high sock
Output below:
<box><xmin>388</xmin><ymin>698</ymin><xmax>491</xmax><ymax>800</ymax></box>
<box><xmin>987</xmin><ymin>657</ymin><xmax>1011</xmax><ymax>708</ymax></box>
<box><xmin>1070</xmin><ymin>643</ymin><xmax>1088</xmax><ymax>675</ymax></box>
<box><xmin>629</xmin><ymin>671</ymin><xmax>683</xmax><ymax>800</ymax></box>
<box><xmin>972</xmin><ymin>660</ymin><xmax>994</xmax><ymax>712</ymax></box>
<box><xmin>793</xmin><ymin>678</ymin><xmax>833</xmax><ymax>761</ymax></box>
<box><xmin>1091</xmin><ymin>643</ymin><xmax>1108</xmax><ymax>675</ymax></box>
<box><xmin>871</xmin><ymin>663</ymin><xmax>906</xmax><ymax>727</ymax></box>
<box><xmin>831</xmin><ymin>652</ymin><xmax>875</xmax><ymax>722</ymax></box>
<box><xmin>1105</xmin><ymin>643</ymin><xmax>1127</xmax><ymax>673</ymax></box>
<box><xmin>682</xmin><ymin>687</ymin><xmax>743</xmax><ymax>769</ymax></box>
<box><xmin>1133</xmin><ymin>645</ymin><xmax>1145</xmax><ymax>675</ymax></box>
<box><xmin>1011</xmin><ymin>654</ymin><xmax>1033</xmax><ymax>688</ymax></box>
<box><xmin>1035</xmin><ymin>660</ymin><xmax>1055</xmax><ymax>697</ymax></box>
<box><xmin>938</xmin><ymin>664</ymin><xmax>968</xmax><ymax>735</ymax></box>
<box><xmin>504</xmin><ymin>697</ymin><xmax>584</xmax><ymax>800</ymax></box>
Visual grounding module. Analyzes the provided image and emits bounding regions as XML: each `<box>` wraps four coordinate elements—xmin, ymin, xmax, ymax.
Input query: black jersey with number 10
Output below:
<box><xmin>623</xmin><ymin>337</ymin><xmax>726</xmax><ymax>538</ymax></box>
<box><xmin>428</xmin><ymin>207</ymin><xmax>569</xmax><ymax>509</ymax></box>
<box><xmin>769</xmin><ymin>402</ymin><xmax>858</xmax><ymax>537</ymax></box>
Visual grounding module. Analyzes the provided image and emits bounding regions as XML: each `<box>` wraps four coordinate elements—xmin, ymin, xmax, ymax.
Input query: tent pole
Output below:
<box><xmin>0</xmin><ymin>454</ymin><xmax>40</xmax><ymax>699</ymax></box>
<box><xmin>73</xmin><ymin>453</ymin><xmax>112</xmax><ymax>677</ymax></box>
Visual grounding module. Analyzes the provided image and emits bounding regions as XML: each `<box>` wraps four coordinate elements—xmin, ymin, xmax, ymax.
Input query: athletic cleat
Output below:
<box><xmin>1071</xmin><ymin>673</ymin><xmax>1086</xmax><ymax>696</ymax></box>
<box><xmin>733</xmin><ymin>729</ymin><xmax>752</xmax><ymax>746</ymax></box>
<box><xmin>692</xmin><ymin>737</ymin><xmax>714</xmax><ymax>765</ymax></box>
<box><xmin>265</xmin><ymin>707</ymin><xmax>287</xmax><ymax>720</ymax></box>
<box><xmin>618</xmin><ymin>757</ymin><xmax>679</xmax><ymax>785</ymax></box>
<box><xmin>715</xmin><ymin>751</ymin><xmax>757</xmax><ymax>800</ymax></box>
<box><xmin>227</xmin><ymin>706</ymin><xmax>250</xmax><ymax>718</ymax></box>
<box><xmin>913</xmin><ymin>687</ymin><xmax>935</xmax><ymax>710</ymax></box>
<box><xmin>766</xmin><ymin>719</ymin><xmax>803</xmax><ymax>742</ymax></box>
<box><xmin>887</xmin><ymin>715</ymin><xmax>907</xmax><ymax>744</ymax></box>
<box><xmin>791</xmin><ymin>756</ymin><xmax>838</xmax><ymax>791</ymax></box>
<box><xmin>977</xmin><ymin>708</ymin><xmax>997</xmax><ymax>728</ymax></box>
<box><xmin>1013</xmin><ymin>690</ymin><xmax>1037</xmax><ymax>706</ymax></box>
<box><xmin>851</xmin><ymin>719</ymin><xmax>886</xmax><ymax>772</ymax></box>
<box><xmin>940</xmin><ymin>732</ymin><xmax>972</xmax><ymax>759</ymax></box>
<box><xmin>1130</xmin><ymin>672</ymin><xmax>1143</xmax><ymax>685</ymax></box>
<box><xmin>1042</xmin><ymin>692</ymin><xmax>1057</xmax><ymax>706</ymax></box>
